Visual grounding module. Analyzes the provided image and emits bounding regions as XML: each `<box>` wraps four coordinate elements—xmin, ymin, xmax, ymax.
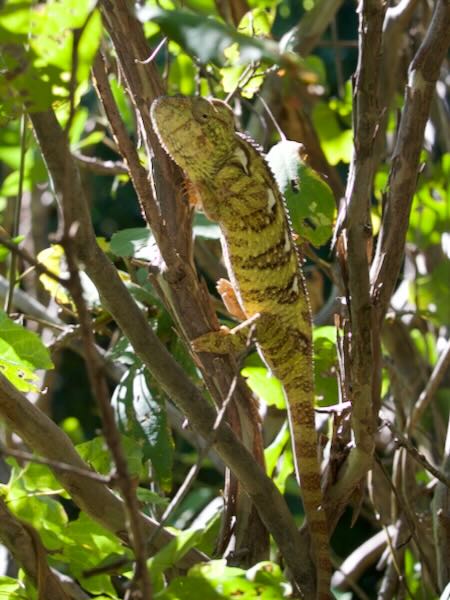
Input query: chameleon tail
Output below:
<box><xmin>285</xmin><ymin>380</ymin><xmax>331</xmax><ymax>600</ymax></box>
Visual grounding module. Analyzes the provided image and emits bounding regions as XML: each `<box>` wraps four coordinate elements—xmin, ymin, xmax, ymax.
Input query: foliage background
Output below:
<box><xmin>0</xmin><ymin>0</ymin><xmax>449</xmax><ymax>598</ymax></box>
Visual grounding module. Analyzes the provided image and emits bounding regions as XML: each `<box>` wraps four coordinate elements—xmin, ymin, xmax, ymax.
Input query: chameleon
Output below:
<box><xmin>150</xmin><ymin>95</ymin><xmax>331</xmax><ymax>599</ymax></box>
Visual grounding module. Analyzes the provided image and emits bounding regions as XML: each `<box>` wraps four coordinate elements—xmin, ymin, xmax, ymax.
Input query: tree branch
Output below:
<box><xmin>97</xmin><ymin>0</ymin><xmax>271</xmax><ymax>565</ymax></box>
<box><xmin>0</xmin><ymin>373</ymin><xmax>205</xmax><ymax>568</ymax></box>
<box><xmin>370</xmin><ymin>0</ymin><xmax>450</xmax><ymax>318</ymax></box>
<box><xmin>28</xmin><ymin>106</ymin><xmax>313</xmax><ymax>594</ymax></box>
<box><xmin>328</xmin><ymin>0</ymin><xmax>387</xmax><ymax>514</ymax></box>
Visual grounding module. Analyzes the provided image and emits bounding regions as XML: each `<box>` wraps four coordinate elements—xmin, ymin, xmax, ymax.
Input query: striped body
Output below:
<box><xmin>151</xmin><ymin>96</ymin><xmax>330</xmax><ymax>599</ymax></box>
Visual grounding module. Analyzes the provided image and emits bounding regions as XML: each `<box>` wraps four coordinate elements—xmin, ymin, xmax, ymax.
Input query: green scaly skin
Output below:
<box><xmin>151</xmin><ymin>96</ymin><xmax>331</xmax><ymax>600</ymax></box>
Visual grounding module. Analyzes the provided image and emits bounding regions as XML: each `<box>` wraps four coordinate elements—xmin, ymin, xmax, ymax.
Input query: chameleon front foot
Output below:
<box><xmin>192</xmin><ymin>313</ymin><xmax>261</xmax><ymax>355</ymax></box>
<box><xmin>192</xmin><ymin>326</ymin><xmax>236</xmax><ymax>354</ymax></box>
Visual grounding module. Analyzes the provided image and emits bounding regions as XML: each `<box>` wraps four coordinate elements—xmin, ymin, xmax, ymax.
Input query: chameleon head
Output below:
<box><xmin>150</xmin><ymin>96</ymin><xmax>237</xmax><ymax>182</ymax></box>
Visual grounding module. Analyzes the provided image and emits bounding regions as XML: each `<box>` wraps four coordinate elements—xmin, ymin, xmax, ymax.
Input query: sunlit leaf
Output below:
<box><xmin>149</xmin><ymin>529</ymin><xmax>203</xmax><ymax>593</ymax></box>
<box><xmin>76</xmin><ymin>435</ymin><xmax>144</xmax><ymax>479</ymax></box>
<box><xmin>312</xmin><ymin>101</ymin><xmax>353</xmax><ymax>165</ymax></box>
<box><xmin>241</xmin><ymin>365</ymin><xmax>285</xmax><ymax>409</ymax></box>
<box><xmin>0</xmin><ymin>576</ymin><xmax>28</xmax><ymax>599</ymax></box>
<box><xmin>267</xmin><ymin>140</ymin><xmax>335</xmax><ymax>247</ymax></box>
<box><xmin>0</xmin><ymin>309</ymin><xmax>53</xmax><ymax>392</ymax></box>
<box><xmin>37</xmin><ymin>244</ymin><xmax>100</xmax><ymax>308</ymax></box>
<box><xmin>58</xmin><ymin>512</ymin><xmax>126</xmax><ymax>596</ymax></box>
<box><xmin>157</xmin><ymin>560</ymin><xmax>289</xmax><ymax>599</ymax></box>
<box><xmin>313</xmin><ymin>326</ymin><xmax>338</xmax><ymax>405</ymax></box>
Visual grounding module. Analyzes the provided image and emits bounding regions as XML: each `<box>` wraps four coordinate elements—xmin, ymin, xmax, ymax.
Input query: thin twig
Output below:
<box><xmin>5</xmin><ymin>113</ymin><xmax>27</xmax><ymax>314</ymax></box>
<box><xmin>407</xmin><ymin>339</ymin><xmax>450</xmax><ymax>434</ymax></box>
<box><xmin>0</xmin><ymin>234</ymin><xmax>67</xmax><ymax>286</ymax></box>
<box><xmin>383</xmin><ymin>422</ymin><xmax>450</xmax><ymax>489</ymax></box>
<box><xmin>62</xmin><ymin>227</ymin><xmax>153</xmax><ymax>599</ymax></box>
<box><xmin>73</xmin><ymin>152</ymin><xmax>128</xmax><ymax>175</ymax></box>
<box><xmin>0</xmin><ymin>445</ymin><xmax>113</xmax><ymax>483</ymax></box>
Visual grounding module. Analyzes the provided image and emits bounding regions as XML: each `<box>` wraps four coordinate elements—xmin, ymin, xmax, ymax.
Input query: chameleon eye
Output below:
<box><xmin>192</xmin><ymin>98</ymin><xmax>212</xmax><ymax>122</ymax></box>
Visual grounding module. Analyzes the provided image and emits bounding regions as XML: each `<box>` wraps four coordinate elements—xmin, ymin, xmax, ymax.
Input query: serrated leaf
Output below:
<box><xmin>267</xmin><ymin>140</ymin><xmax>335</xmax><ymax>247</ymax></box>
<box><xmin>0</xmin><ymin>309</ymin><xmax>53</xmax><ymax>391</ymax></box>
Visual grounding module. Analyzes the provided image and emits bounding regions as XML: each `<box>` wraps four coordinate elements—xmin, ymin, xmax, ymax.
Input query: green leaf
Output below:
<box><xmin>157</xmin><ymin>560</ymin><xmax>289</xmax><ymax>599</ymax></box>
<box><xmin>0</xmin><ymin>309</ymin><xmax>53</xmax><ymax>392</ymax></box>
<box><xmin>140</xmin><ymin>7</ymin><xmax>281</xmax><ymax>66</ymax></box>
<box><xmin>412</xmin><ymin>260</ymin><xmax>450</xmax><ymax>325</ymax></box>
<box><xmin>313</xmin><ymin>326</ymin><xmax>338</xmax><ymax>406</ymax></box>
<box><xmin>265</xmin><ymin>422</ymin><xmax>290</xmax><ymax>477</ymax></box>
<box><xmin>76</xmin><ymin>435</ymin><xmax>144</xmax><ymax>479</ymax></box>
<box><xmin>15</xmin><ymin>461</ymin><xmax>66</xmax><ymax>496</ymax></box>
<box><xmin>74</xmin><ymin>130</ymin><xmax>105</xmax><ymax>150</ymax></box>
<box><xmin>168</xmin><ymin>46</ymin><xmax>197</xmax><ymax>96</ymax></box>
<box><xmin>407</xmin><ymin>154</ymin><xmax>450</xmax><ymax>249</ymax></box>
<box><xmin>266</xmin><ymin>140</ymin><xmax>335</xmax><ymax>247</ymax></box>
<box><xmin>136</xmin><ymin>487</ymin><xmax>169</xmax><ymax>507</ymax></box>
<box><xmin>5</xmin><ymin>463</ymin><xmax>68</xmax><ymax>550</ymax></box>
<box><xmin>111</xmin><ymin>367</ymin><xmax>174</xmax><ymax>488</ymax></box>
<box><xmin>58</xmin><ymin>512</ymin><xmax>126</xmax><ymax>596</ymax></box>
<box><xmin>0</xmin><ymin>234</ymin><xmax>24</xmax><ymax>262</ymax></box>
<box><xmin>312</xmin><ymin>101</ymin><xmax>353</xmax><ymax>165</ymax></box>
<box><xmin>37</xmin><ymin>244</ymin><xmax>100</xmax><ymax>308</ymax></box>
<box><xmin>110</xmin><ymin>227</ymin><xmax>154</xmax><ymax>259</ymax></box>
<box><xmin>0</xmin><ymin>0</ymin><xmax>101</xmax><ymax>116</ymax></box>
<box><xmin>193</xmin><ymin>213</ymin><xmax>221</xmax><ymax>239</ymax></box>
<box><xmin>241</xmin><ymin>365</ymin><xmax>285</xmax><ymax>409</ymax></box>
<box><xmin>149</xmin><ymin>528</ymin><xmax>203</xmax><ymax>593</ymax></box>
<box><xmin>110</xmin><ymin>76</ymin><xmax>135</xmax><ymax>130</ymax></box>
<box><xmin>0</xmin><ymin>151</ymin><xmax>47</xmax><ymax>198</ymax></box>
<box><xmin>0</xmin><ymin>576</ymin><xmax>28</xmax><ymax>600</ymax></box>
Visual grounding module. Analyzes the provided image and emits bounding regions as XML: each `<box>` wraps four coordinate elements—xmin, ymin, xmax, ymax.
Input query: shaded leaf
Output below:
<box><xmin>111</xmin><ymin>367</ymin><xmax>174</xmax><ymax>489</ymax></box>
<box><xmin>193</xmin><ymin>213</ymin><xmax>221</xmax><ymax>239</ymax></box>
<box><xmin>110</xmin><ymin>227</ymin><xmax>154</xmax><ymax>259</ymax></box>
<box><xmin>140</xmin><ymin>6</ymin><xmax>281</xmax><ymax>66</ymax></box>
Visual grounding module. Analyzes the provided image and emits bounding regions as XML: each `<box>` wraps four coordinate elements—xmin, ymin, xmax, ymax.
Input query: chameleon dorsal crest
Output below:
<box><xmin>151</xmin><ymin>95</ymin><xmax>332</xmax><ymax>600</ymax></box>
